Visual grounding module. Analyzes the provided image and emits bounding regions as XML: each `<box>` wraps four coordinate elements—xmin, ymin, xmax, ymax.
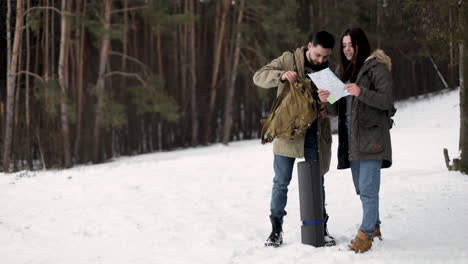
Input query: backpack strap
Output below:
<box><xmin>260</xmin><ymin>50</ymin><xmax>298</xmax><ymax>144</ymax></box>
<box><xmin>290</xmin><ymin>50</ymin><xmax>298</xmax><ymax>73</ymax></box>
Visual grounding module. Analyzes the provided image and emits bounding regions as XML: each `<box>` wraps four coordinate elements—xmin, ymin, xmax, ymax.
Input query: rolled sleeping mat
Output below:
<box><xmin>297</xmin><ymin>160</ymin><xmax>324</xmax><ymax>247</ymax></box>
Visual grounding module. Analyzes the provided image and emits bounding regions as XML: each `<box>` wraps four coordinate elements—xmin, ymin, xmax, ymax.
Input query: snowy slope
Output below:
<box><xmin>1</xmin><ymin>89</ymin><xmax>467</xmax><ymax>264</ymax></box>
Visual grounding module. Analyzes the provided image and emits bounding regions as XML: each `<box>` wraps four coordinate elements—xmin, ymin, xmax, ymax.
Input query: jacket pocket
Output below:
<box><xmin>357</xmin><ymin>119</ymin><xmax>384</xmax><ymax>154</ymax></box>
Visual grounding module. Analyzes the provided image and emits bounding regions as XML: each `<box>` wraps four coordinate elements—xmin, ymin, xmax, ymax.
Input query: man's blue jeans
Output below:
<box><xmin>350</xmin><ymin>160</ymin><xmax>382</xmax><ymax>238</ymax></box>
<box><xmin>270</xmin><ymin>126</ymin><xmax>326</xmax><ymax>218</ymax></box>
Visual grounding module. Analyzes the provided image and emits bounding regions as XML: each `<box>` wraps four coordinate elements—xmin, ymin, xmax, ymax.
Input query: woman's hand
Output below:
<box><xmin>318</xmin><ymin>89</ymin><xmax>330</xmax><ymax>102</ymax></box>
<box><xmin>345</xmin><ymin>83</ymin><xmax>361</xmax><ymax>96</ymax></box>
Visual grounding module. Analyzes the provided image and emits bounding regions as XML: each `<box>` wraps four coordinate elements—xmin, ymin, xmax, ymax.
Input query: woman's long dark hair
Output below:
<box><xmin>338</xmin><ymin>28</ymin><xmax>371</xmax><ymax>82</ymax></box>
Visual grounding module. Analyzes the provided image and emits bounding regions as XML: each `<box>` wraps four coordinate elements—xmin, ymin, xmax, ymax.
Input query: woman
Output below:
<box><xmin>318</xmin><ymin>28</ymin><xmax>393</xmax><ymax>253</ymax></box>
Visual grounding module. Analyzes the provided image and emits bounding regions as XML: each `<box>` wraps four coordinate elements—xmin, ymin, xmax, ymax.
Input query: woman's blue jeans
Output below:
<box><xmin>350</xmin><ymin>160</ymin><xmax>382</xmax><ymax>237</ymax></box>
<box><xmin>346</xmin><ymin>115</ymin><xmax>382</xmax><ymax>237</ymax></box>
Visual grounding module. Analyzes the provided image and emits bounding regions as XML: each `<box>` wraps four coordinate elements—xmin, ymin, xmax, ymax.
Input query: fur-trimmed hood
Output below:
<box><xmin>366</xmin><ymin>49</ymin><xmax>392</xmax><ymax>71</ymax></box>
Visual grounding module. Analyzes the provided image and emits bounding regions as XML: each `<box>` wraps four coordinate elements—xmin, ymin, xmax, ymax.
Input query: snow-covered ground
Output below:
<box><xmin>1</xmin><ymin>89</ymin><xmax>467</xmax><ymax>264</ymax></box>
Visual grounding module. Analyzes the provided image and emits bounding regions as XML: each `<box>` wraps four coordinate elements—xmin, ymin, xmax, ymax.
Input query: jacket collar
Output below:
<box><xmin>293</xmin><ymin>46</ymin><xmax>307</xmax><ymax>78</ymax></box>
<box><xmin>357</xmin><ymin>49</ymin><xmax>392</xmax><ymax>81</ymax></box>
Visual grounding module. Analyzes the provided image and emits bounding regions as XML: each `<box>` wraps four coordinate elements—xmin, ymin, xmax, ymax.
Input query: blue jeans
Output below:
<box><xmin>270</xmin><ymin>126</ymin><xmax>326</xmax><ymax>218</ymax></box>
<box><xmin>350</xmin><ymin>160</ymin><xmax>382</xmax><ymax>237</ymax></box>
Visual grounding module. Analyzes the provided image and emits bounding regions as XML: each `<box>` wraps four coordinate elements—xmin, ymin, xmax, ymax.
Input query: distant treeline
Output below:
<box><xmin>0</xmin><ymin>0</ymin><xmax>465</xmax><ymax>171</ymax></box>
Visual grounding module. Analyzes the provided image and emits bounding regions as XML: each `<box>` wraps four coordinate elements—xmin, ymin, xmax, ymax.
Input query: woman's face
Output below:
<box><xmin>342</xmin><ymin>35</ymin><xmax>354</xmax><ymax>62</ymax></box>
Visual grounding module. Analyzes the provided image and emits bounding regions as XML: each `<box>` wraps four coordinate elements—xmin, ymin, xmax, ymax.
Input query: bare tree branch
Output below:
<box><xmin>22</xmin><ymin>6</ymin><xmax>74</xmax><ymax>19</ymax></box>
<box><xmin>111</xmin><ymin>5</ymin><xmax>149</xmax><ymax>14</ymax></box>
<box><xmin>108</xmin><ymin>51</ymin><xmax>151</xmax><ymax>75</ymax></box>
<box><xmin>428</xmin><ymin>55</ymin><xmax>449</xmax><ymax>89</ymax></box>
<box><xmin>15</xmin><ymin>70</ymin><xmax>44</xmax><ymax>83</ymax></box>
<box><xmin>104</xmin><ymin>71</ymin><xmax>146</xmax><ymax>86</ymax></box>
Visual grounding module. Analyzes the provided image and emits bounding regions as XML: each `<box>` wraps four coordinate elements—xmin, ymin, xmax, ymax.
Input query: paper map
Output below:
<box><xmin>308</xmin><ymin>68</ymin><xmax>349</xmax><ymax>104</ymax></box>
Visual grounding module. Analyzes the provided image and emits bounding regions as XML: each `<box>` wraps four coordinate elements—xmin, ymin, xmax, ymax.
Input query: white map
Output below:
<box><xmin>308</xmin><ymin>67</ymin><xmax>349</xmax><ymax>104</ymax></box>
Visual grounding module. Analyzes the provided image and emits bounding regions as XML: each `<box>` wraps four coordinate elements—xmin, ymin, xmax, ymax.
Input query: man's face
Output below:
<box><xmin>307</xmin><ymin>43</ymin><xmax>332</xmax><ymax>65</ymax></box>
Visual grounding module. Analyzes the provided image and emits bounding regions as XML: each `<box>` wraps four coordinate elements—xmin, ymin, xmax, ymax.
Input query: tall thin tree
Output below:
<box><xmin>3</xmin><ymin>0</ymin><xmax>24</xmax><ymax>172</ymax></box>
<box><xmin>74</xmin><ymin>0</ymin><xmax>86</xmax><ymax>161</ymax></box>
<box><xmin>58</xmin><ymin>0</ymin><xmax>72</xmax><ymax>167</ymax></box>
<box><xmin>189</xmin><ymin>0</ymin><xmax>198</xmax><ymax>145</ymax></box>
<box><xmin>93</xmin><ymin>0</ymin><xmax>112</xmax><ymax>163</ymax></box>
<box><xmin>459</xmin><ymin>0</ymin><xmax>468</xmax><ymax>173</ymax></box>
<box><xmin>204</xmin><ymin>0</ymin><xmax>229</xmax><ymax>144</ymax></box>
<box><xmin>222</xmin><ymin>0</ymin><xmax>245</xmax><ymax>144</ymax></box>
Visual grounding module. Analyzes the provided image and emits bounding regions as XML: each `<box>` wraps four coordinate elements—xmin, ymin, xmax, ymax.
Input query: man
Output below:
<box><xmin>253</xmin><ymin>31</ymin><xmax>336</xmax><ymax>247</ymax></box>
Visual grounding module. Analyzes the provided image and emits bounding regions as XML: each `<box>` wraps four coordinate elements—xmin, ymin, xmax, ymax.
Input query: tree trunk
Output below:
<box><xmin>156</xmin><ymin>27</ymin><xmax>164</xmax><ymax>78</ymax></box>
<box><xmin>172</xmin><ymin>28</ymin><xmax>181</xmax><ymax>146</ymax></box>
<box><xmin>14</xmin><ymin>23</ymin><xmax>23</xmax><ymax>171</ymax></box>
<box><xmin>189</xmin><ymin>0</ymin><xmax>198</xmax><ymax>146</ymax></box>
<box><xmin>204</xmin><ymin>0</ymin><xmax>229</xmax><ymax>144</ymax></box>
<box><xmin>180</xmin><ymin>2</ymin><xmax>189</xmax><ymax>146</ymax></box>
<box><xmin>459</xmin><ymin>1</ymin><xmax>468</xmax><ymax>174</ymax></box>
<box><xmin>26</xmin><ymin>0</ymin><xmax>32</xmax><ymax>169</ymax></box>
<box><xmin>222</xmin><ymin>0</ymin><xmax>245</xmax><ymax>144</ymax></box>
<box><xmin>74</xmin><ymin>0</ymin><xmax>86</xmax><ymax>161</ymax></box>
<box><xmin>33</xmin><ymin>3</ymin><xmax>41</xmax><ymax>168</ymax></box>
<box><xmin>44</xmin><ymin>0</ymin><xmax>50</xmax><ymax>80</ymax></box>
<box><xmin>93</xmin><ymin>0</ymin><xmax>112</xmax><ymax>163</ymax></box>
<box><xmin>125</xmin><ymin>10</ymin><xmax>136</xmax><ymax>154</ymax></box>
<box><xmin>58</xmin><ymin>0</ymin><xmax>72</xmax><ymax>167</ymax></box>
<box><xmin>6</xmin><ymin>0</ymin><xmax>11</xmax><ymax>102</ymax></box>
<box><xmin>449</xmin><ymin>6</ymin><xmax>455</xmax><ymax>86</ymax></box>
<box><xmin>51</xmin><ymin>3</ymin><xmax>56</xmax><ymax>75</ymax></box>
<box><xmin>3</xmin><ymin>0</ymin><xmax>24</xmax><ymax>172</ymax></box>
<box><xmin>121</xmin><ymin>0</ymin><xmax>129</xmax><ymax>154</ymax></box>
<box><xmin>428</xmin><ymin>55</ymin><xmax>449</xmax><ymax>89</ymax></box>
<box><xmin>376</xmin><ymin>0</ymin><xmax>381</xmax><ymax>49</ymax></box>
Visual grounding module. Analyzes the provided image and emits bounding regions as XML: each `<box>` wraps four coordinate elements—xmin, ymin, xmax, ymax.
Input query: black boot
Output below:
<box><xmin>324</xmin><ymin>214</ymin><xmax>336</xmax><ymax>246</ymax></box>
<box><xmin>264</xmin><ymin>216</ymin><xmax>283</xmax><ymax>247</ymax></box>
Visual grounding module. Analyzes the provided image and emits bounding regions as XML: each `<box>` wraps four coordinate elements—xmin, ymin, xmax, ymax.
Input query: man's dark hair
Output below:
<box><xmin>310</xmin><ymin>31</ymin><xmax>335</xmax><ymax>49</ymax></box>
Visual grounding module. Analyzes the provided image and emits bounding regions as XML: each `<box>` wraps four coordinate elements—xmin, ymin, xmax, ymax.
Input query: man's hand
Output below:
<box><xmin>318</xmin><ymin>101</ymin><xmax>328</xmax><ymax>118</ymax></box>
<box><xmin>345</xmin><ymin>83</ymin><xmax>361</xmax><ymax>96</ymax></box>
<box><xmin>281</xmin><ymin>71</ymin><xmax>297</xmax><ymax>83</ymax></box>
<box><xmin>318</xmin><ymin>89</ymin><xmax>330</xmax><ymax>102</ymax></box>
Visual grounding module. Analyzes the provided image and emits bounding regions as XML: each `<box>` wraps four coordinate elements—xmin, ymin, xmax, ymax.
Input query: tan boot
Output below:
<box><xmin>371</xmin><ymin>227</ymin><xmax>382</xmax><ymax>241</ymax></box>
<box><xmin>348</xmin><ymin>230</ymin><xmax>372</xmax><ymax>253</ymax></box>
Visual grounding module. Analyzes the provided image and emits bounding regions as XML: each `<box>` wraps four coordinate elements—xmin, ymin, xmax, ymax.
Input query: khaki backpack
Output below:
<box><xmin>260</xmin><ymin>76</ymin><xmax>318</xmax><ymax>144</ymax></box>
